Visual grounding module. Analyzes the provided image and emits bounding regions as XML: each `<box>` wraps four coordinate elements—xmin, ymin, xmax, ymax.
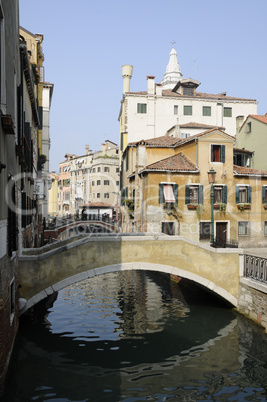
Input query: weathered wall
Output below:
<box><xmin>18</xmin><ymin>235</ymin><xmax>241</xmax><ymax>310</ymax></box>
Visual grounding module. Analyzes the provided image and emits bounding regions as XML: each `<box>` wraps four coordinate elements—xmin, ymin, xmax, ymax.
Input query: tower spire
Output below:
<box><xmin>161</xmin><ymin>47</ymin><xmax>183</xmax><ymax>90</ymax></box>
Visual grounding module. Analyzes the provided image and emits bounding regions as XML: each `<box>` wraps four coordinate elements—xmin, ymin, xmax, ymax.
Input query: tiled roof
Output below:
<box><xmin>127</xmin><ymin>89</ymin><xmax>256</xmax><ymax>102</ymax></box>
<box><xmin>140</xmin><ymin>152</ymin><xmax>199</xmax><ymax>173</ymax></box>
<box><xmin>178</xmin><ymin>122</ymin><xmax>224</xmax><ymax>129</ymax></box>
<box><xmin>249</xmin><ymin>114</ymin><xmax>267</xmax><ymax>124</ymax></box>
<box><xmin>128</xmin><ymin>129</ymin><xmax>234</xmax><ymax>152</ymax></box>
<box><xmin>233</xmin><ymin>165</ymin><xmax>267</xmax><ymax>177</ymax></box>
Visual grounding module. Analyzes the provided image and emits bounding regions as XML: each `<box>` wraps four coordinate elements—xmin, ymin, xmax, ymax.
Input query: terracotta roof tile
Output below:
<box><xmin>249</xmin><ymin>114</ymin><xmax>267</xmax><ymax>124</ymax></box>
<box><xmin>79</xmin><ymin>202</ymin><xmax>113</xmax><ymax>208</ymax></box>
<box><xmin>233</xmin><ymin>165</ymin><xmax>267</xmax><ymax>177</ymax></box>
<box><xmin>140</xmin><ymin>152</ymin><xmax>199</xmax><ymax>173</ymax></box>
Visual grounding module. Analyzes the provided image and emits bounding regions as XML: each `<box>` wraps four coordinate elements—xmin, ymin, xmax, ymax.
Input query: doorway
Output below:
<box><xmin>216</xmin><ymin>222</ymin><xmax>227</xmax><ymax>245</ymax></box>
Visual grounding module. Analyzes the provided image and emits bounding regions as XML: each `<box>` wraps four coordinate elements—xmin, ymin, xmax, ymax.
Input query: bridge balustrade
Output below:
<box><xmin>244</xmin><ymin>255</ymin><xmax>267</xmax><ymax>284</ymax></box>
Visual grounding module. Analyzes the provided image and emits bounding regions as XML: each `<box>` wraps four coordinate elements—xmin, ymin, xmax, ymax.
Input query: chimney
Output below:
<box><xmin>156</xmin><ymin>83</ymin><xmax>162</xmax><ymax>96</ymax></box>
<box><xmin>236</xmin><ymin>115</ymin><xmax>245</xmax><ymax>134</ymax></box>
<box><xmin>85</xmin><ymin>144</ymin><xmax>90</xmax><ymax>155</ymax></box>
<box><xmin>147</xmin><ymin>76</ymin><xmax>155</xmax><ymax>95</ymax></box>
<box><xmin>122</xmin><ymin>65</ymin><xmax>133</xmax><ymax>94</ymax></box>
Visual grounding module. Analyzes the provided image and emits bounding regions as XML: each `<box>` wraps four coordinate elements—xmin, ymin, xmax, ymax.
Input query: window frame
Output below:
<box><xmin>236</xmin><ymin>185</ymin><xmax>252</xmax><ymax>204</ymax></box>
<box><xmin>183</xmin><ymin>105</ymin><xmax>192</xmax><ymax>116</ymax></box>
<box><xmin>238</xmin><ymin>221</ymin><xmax>250</xmax><ymax>236</ymax></box>
<box><xmin>210</xmin><ymin>144</ymin><xmax>225</xmax><ymax>163</ymax></box>
<box><xmin>137</xmin><ymin>103</ymin><xmax>147</xmax><ymax>114</ymax></box>
<box><xmin>199</xmin><ymin>222</ymin><xmax>211</xmax><ymax>240</ymax></box>
<box><xmin>185</xmin><ymin>184</ymin><xmax>203</xmax><ymax>205</ymax></box>
<box><xmin>202</xmin><ymin>106</ymin><xmax>211</xmax><ymax>116</ymax></box>
<box><xmin>223</xmin><ymin>107</ymin><xmax>232</xmax><ymax>117</ymax></box>
<box><xmin>174</xmin><ymin>105</ymin><xmax>178</xmax><ymax>115</ymax></box>
<box><xmin>159</xmin><ymin>183</ymin><xmax>178</xmax><ymax>204</ymax></box>
<box><xmin>213</xmin><ymin>185</ymin><xmax>227</xmax><ymax>204</ymax></box>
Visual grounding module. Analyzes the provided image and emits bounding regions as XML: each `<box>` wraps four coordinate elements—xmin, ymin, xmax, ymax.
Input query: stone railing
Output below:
<box><xmin>244</xmin><ymin>255</ymin><xmax>267</xmax><ymax>284</ymax></box>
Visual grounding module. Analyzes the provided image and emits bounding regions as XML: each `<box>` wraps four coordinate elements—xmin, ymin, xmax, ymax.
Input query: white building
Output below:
<box><xmin>119</xmin><ymin>48</ymin><xmax>257</xmax><ymax>151</ymax></box>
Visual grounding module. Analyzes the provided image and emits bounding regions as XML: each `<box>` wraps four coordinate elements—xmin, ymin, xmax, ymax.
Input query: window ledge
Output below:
<box><xmin>187</xmin><ymin>204</ymin><xmax>197</xmax><ymax>210</ymax></box>
<box><xmin>237</xmin><ymin>204</ymin><xmax>251</xmax><ymax>210</ymax></box>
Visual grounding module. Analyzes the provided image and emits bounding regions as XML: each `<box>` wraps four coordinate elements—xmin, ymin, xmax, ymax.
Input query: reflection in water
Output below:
<box><xmin>4</xmin><ymin>271</ymin><xmax>267</xmax><ymax>401</ymax></box>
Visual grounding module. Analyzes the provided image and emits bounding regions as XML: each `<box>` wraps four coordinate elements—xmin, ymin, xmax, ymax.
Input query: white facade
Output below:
<box><xmin>119</xmin><ymin>48</ymin><xmax>258</xmax><ymax>149</ymax></box>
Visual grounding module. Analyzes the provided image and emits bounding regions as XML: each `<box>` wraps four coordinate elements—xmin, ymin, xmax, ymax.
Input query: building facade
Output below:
<box><xmin>119</xmin><ymin>48</ymin><xmax>258</xmax><ymax>153</ymax></box>
<box><xmin>236</xmin><ymin>114</ymin><xmax>267</xmax><ymax>170</ymax></box>
<box><xmin>48</xmin><ymin>172</ymin><xmax>59</xmax><ymax>217</ymax></box>
<box><xmin>121</xmin><ymin>129</ymin><xmax>267</xmax><ymax>248</ymax></box>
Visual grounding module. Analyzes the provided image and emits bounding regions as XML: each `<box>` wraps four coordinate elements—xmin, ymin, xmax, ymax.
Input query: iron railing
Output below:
<box><xmin>211</xmin><ymin>239</ymin><xmax>238</xmax><ymax>248</ymax></box>
<box><xmin>244</xmin><ymin>255</ymin><xmax>267</xmax><ymax>284</ymax></box>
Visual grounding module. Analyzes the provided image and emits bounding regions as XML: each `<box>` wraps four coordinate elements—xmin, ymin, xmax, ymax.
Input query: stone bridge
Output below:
<box><xmin>18</xmin><ymin>234</ymin><xmax>243</xmax><ymax>314</ymax></box>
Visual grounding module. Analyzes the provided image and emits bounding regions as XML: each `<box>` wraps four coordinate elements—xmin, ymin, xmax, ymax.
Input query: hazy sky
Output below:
<box><xmin>19</xmin><ymin>0</ymin><xmax>267</xmax><ymax>172</ymax></box>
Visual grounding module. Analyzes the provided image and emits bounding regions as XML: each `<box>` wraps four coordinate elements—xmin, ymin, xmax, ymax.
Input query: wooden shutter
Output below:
<box><xmin>236</xmin><ymin>186</ymin><xmax>239</xmax><ymax>204</ymax></box>
<box><xmin>173</xmin><ymin>184</ymin><xmax>178</xmax><ymax>204</ymax></box>
<box><xmin>247</xmin><ymin>186</ymin><xmax>252</xmax><ymax>203</ymax></box>
<box><xmin>220</xmin><ymin>145</ymin><xmax>225</xmax><ymax>163</ymax></box>
<box><xmin>159</xmin><ymin>183</ymin><xmax>164</xmax><ymax>204</ymax></box>
<box><xmin>210</xmin><ymin>144</ymin><xmax>213</xmax><ymax>161</ymax></box>
<box><xmin>222</xmin><ymin>186</ymin><xmax>227</xmax><ymax>204</ymax></box>
<box><xmin>198</xmin><ymin>185</ymin><xmax>203</xmax><ymax>204</ymax></box>
<box><xmin>262</xmin><ymin>186</ymin><xmax>267</xmax><ymax>204</ymax></box>
<box><xmin>185</xmin><ymin>185</ymin><xmax>190</xmax><ymax>204</ymax></box>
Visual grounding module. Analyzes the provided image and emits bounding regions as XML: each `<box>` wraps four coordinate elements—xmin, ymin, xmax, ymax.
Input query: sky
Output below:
<box><xmin>19</xmin><ymin>0</ymin><xmax>267</xmax><ymax>172</ymax></box>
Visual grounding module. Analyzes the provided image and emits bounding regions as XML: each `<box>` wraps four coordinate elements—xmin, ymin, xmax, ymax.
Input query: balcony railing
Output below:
<box><xmin>244</xmin><ymin>255</ymin><xmax>267</xmax><ymax>284</ymax></box>
<box><xmin>211</xmin><ymin>239</ymin><xmax>238</xmax><ymax>248</ymax></box>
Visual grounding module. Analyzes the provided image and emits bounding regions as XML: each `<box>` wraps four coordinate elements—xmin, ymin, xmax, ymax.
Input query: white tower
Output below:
<box><xmin>161</xmin><ymin>48</ymin><xmax>183</xmax><ymax>90</ymax></box>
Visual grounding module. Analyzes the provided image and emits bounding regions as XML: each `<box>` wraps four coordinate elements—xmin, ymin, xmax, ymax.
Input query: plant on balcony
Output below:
<box><xmin>219</xmin><ymin>203</ymin><xmax>226</xmax><ymax>213</ymax></box>
<box><xmin>237</xmin><ymin>203</ymin><xmax>251</xmax><ymax>211</ymax></box>
<box><xmin>187</xmin><ymin>204</ymin><xmax>197</xmax><ymax>210</ymax></box>
<box><xmin>123</xmin><ymin>198</ymin><xmax>134</xmax><ymax>218</ymax></box>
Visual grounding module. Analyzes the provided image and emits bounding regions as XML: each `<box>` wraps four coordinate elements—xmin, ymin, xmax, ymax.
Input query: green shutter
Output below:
<box><xmin>222</xmin><ymin>186</ymin><xmax>227</xmax><ymax>204</ymax></box>
<box><xmin>236</xmin><ymin>186</ymin><xmax>239</xmax><ymax>204</ymax></box>
<box><xmin>173</xmin><ymin>184</ymin><xmax>178</xmax><ymax>204</ymax></box>
<box><xmin>159</xmin><ymin>184</ymin><xmax>164</xmax><ymax>204</ymax></box>
<box><xmin>247</xmin><ymin>186</ymin><xmax>252</xmax><ymax>204</ymax></box>
<box><xmin>220</xmin><ymin>145</ymin><xmax>225</xmax><ymax>163</ymax></box>
<box><xmin>121</xmin><ymin>188</ymin><xmax>125</xmax><ymax>205</ymax></box>
<box><xmin>185</xmin><ymin>185</ymin><xmax>190</xmax><ymax>204</ymax></box>
<box><xmin>198</xmin><ymin>185</ymin><xmax>203</xmax><ymax>204</ymax></box>
<box><xmin>262</xmin><ymin>186</ymin><xmax>267</xmax><ymax>204</ymax></box>
<box><xmin>126</xmin><ymin>151</ymin><xmax>129</xmax><ymax>171</ymax></box>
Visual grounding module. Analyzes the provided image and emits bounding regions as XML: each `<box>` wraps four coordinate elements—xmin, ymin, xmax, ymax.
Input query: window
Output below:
<box><xmin>97</xmin><ymin>180</ymin><xmax>101</xmax><ymax>185</ymax></box>
<box><xmin>236</xmin><ymin>185</ymin><xmax>252</xmax><ymax>204</ymax></box>
<box><xmin>214</xmin><ymin>186</ymin><xmax>227</xmax><ymax>204</ymax></box>
<box><xmin>174</xmin><ymin>105</ymin><xmax>178</xmax><ymax>115</ymax></box>
<box><xmin>137</xmin><ymin>103</ymin><xmax>147</xmax><ymax>114</ymax></box>
<box><xmin>162</xmin><ymin>222</ymin><xmax>174</xmax><ymax>235</ymax></box>
<box><xmin>104</xmin><ymin>180</ymin><xmax>109</xmax><ymax>185</ymax></box>
<box><xmin>97</xmin><ymin>193</ymin><xmax>100</xmax><ymax>198</ymax></box>
<box><xmin>159</xmin><ymin>184</ymin><xmax>178</xmax><ymax>204</ymax></box>
<box><xmin>92</xmin><ymin>181</ymin><xmax>95</xmax><ymax>186</ymax></box>
<box><xmin>199</xmin><ymin>222</ymin><xmax>211</xmax><ymax>240</ymax></box>
<box><xmin>262</xmin><ymin>186</ymin><xmax>267</xmax><ymax>204</ymax></box>
<box><xmin>265</xmin><ymin>222</ymin><xmax>267</xmax><ymax>236</ymax></box>
<box><xmin>211</xmin><ymin>144</ymin><xmax>225</xmax><ymax>162</ymax></box>
<box><xmin>126</xmin><ymin>151</ymin><xmax>129</xmax><ymax>171</ymax></box>
<box><xmin>246</xmin><ymin>122</ymin><xmax>252</xmax><ymax>133</ymax></box>
<box><xmin>184</xmin><ymin>105</ymin><xmax>192</xmax><ymax>116</ymax></box>
<box><xmin>183</xmin><ymin>87</ymin><xmax>194</xmax><ymax>96</ymax></box>
<box><xmin>97</xmin><ymin>167</ymin><xmax>101</xmax><ymax>172</ymax></box>
<box><xmin>64</xmin><ymin>192</ymin><xmax>70</xmax><ymax>201</ymax></box>
<box><xmin>181</xmin><ymin>133</ymin><xmax>190</xmax><ymax>139</ymax></box>
<box><xmin>59</xmin><ymin>167</ymin><xmax>62</xmax><ymax>173</ymax></box>
<box><xmin>10</xmin><ymin>279</ymin><xmax>15</xmax><ymax>319</ymax></box>
<box><xmin>92</xmin><ymin>168</ymin><xmax>96</xmax><ymax>173</ymax></box>
<box><xmin>224</xmin><ymin>107</ymin><xmax>232</xmax><ymax>117</ymax></box>
<box><xmin>116</xmin><ymin>168</ymin><xmax>119</xmax><ymax>173</ymax></box>
<box><xmin>238</xmin><ymin>221</ymin><xmax>250</xmax><ymax>236</ymax></box>
<box><xmin>104</xmin><ymin>193</ymin><xmax>109</xmax><ymax>199</ymax></box>
<box><xmin>104</xmin><ymin>167</ymin><xmax>110</xmax><ymax>172</ymax></box>
<box><xmin>185</xmin><ymin>185</ymin><xmax>203</xmax><ymax>204</ymax></box>
<box><xmin>203</xmin><ymin>106</ymin><xmax>211</xmax><ymax>116</ymax></box>
<box><xmin>116</xmin><ymin>181</ymin><xmax>119</xmax><ymax>186</ymax></box>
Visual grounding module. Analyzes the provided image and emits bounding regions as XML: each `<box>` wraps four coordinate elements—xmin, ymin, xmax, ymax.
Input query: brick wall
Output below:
<box><xmin>238</xmin><ymin>280</ymin><xmax>267</xmax><ymax>332</ymax></box>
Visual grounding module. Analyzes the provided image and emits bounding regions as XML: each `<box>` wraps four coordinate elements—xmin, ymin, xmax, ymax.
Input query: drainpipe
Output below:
<box><xmin>140</xmin><ymin>173</ymin><xmax>144</xmax><ymax>233</ymax></box>
<box><xmin>195</xmin><ymin>138</ymin><xmax>198</xmax><ymax>167</ymax></box>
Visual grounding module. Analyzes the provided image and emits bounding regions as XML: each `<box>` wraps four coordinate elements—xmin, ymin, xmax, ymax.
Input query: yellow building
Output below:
<box><xmin>121</xmin><ymin>129</ymin><xmax>267</xmax><ymax>248</ymax></box>
<box><xmin>48</xmin><ymin>172</ymin><xmax>59</xmax><ymax>217</ymax></box>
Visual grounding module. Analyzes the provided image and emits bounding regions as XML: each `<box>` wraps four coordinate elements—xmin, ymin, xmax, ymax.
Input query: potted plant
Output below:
<box><xmin>219</xmin><ymin>203</ymin><xmax>226</xmax><ymax>213</ymax></box>
<box><xmin>187</xmin><ymin>204</ymin><xmax>197</xmax><ymax>210</ymax></box>
<box><xmin>237</xmin><ymin>203</ymin><xmax>251</xmax><ymax>210</ymax></box>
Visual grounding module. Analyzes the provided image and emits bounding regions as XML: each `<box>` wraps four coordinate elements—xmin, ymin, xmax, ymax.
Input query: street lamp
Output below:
<box><xmin>207</xmin><ymin>167</ymin><xmax>217</xmax><ymax>246</ymax></box>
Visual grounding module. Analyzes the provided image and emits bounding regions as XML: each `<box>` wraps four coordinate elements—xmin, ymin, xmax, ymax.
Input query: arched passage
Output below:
<box><xmin>20</xmin><ymin>262</ymin><xmax>237</xmax><ymax>315</ymax></box>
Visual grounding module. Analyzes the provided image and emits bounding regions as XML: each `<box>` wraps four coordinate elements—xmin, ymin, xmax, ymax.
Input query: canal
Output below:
<box><xmin>4</xmin><ymin>270</ymin><xmax>267</xmax><ymax>401</ymax></box>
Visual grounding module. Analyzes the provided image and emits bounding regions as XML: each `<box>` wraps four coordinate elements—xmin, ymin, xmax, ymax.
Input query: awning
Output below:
<box><xmin>163</xmin><ymin>185</ymin><xmax>175</xmax><ymax>203</ymax></box>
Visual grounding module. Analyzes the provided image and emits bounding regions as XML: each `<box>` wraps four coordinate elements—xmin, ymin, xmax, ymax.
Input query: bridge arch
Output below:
<box><xmin>19</xmin><ymin>261</ymin><xmax>237</xmax><ymax>315</ymax></box>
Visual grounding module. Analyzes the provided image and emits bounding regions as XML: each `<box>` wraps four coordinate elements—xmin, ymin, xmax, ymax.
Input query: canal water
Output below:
<box><xmin>4</xmin><ymin>270</ymin><xmax>267</xmax><ymax>401</ymax></box>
